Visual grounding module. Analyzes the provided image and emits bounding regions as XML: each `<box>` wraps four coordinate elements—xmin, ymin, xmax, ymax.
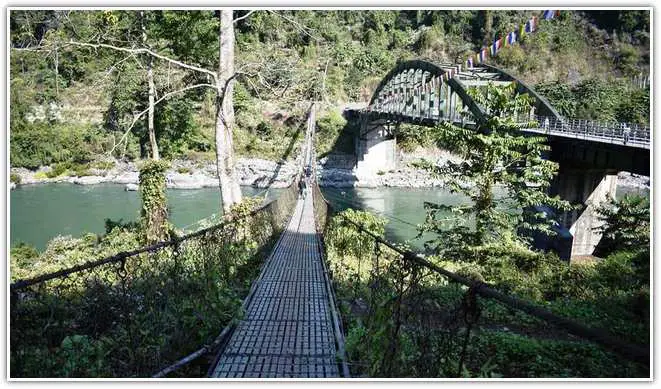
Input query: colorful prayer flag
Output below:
<box><xmin>478</xmin><ymin>48</ymin><xmax>487</xmax><ymax>63</ymax></box>
<box><xmin>507</xmin><ymin>31</ymin><xmax>517</xmax><ymax>45</ymax></box>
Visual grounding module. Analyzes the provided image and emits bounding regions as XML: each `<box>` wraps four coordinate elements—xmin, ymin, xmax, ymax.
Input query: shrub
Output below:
<box><xmin>91</xmin><ymin>160</ymin><xmax>116</xmax><ymax>171</ymax></box>
<box><xmin>315</xmin><ymin>110</ymin><xmax>351</xmax><ymax>156</ymax></box>
<box><xmin>103</xmin><ymin>218</ymin><xmax>139</xmax><ymax>234</ymax></box>
<box><xmin>494</xmin><ymin>45</ymin><xmax>528</xmax><ymax>74</ymax></box>
<box><xmin>71</xmin><ymin>163</ymin><xmax>92</xmax><ymax>177</ymax></box>
<box><xmin>10</xmin><ymin>173</ymin><xmax>21</xmax><ymax>185</ymax></box>
<box><xmin>398</xmin><ymin>123</ymin><xmax>436</xmax><ymax>152</ymax></box>
<box><xmin>176</xmin><ymin>167</ymin><xmax>192</xmax><ymax>175</ymax></box>
<box><xmin>594</xmin><ymin>194</ymin><xmax>649</xmax><ymax>257</ymax></box>
<box><xmin>10</xmin><ymin>242</ymin><xmax>39</xmax><ymax>269</ymax></box>
<box><xmin>46</xmin><ymin>162</ymin><xmax>70</xmax><ymax>178</ymax></box>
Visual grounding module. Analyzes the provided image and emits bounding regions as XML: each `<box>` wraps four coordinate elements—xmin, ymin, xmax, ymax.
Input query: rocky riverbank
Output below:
<box><xmin>317</xmin><ymin>147</ymin><xmax>462</xmax><ymax>188</ymax></box>
<box><xmin>10</xmin><ymin>158</ymin><xmax>299</xmax><ymax>190</ymax></box>
<box><xmin>318</xmin><ymin>165</ymin><xmax>651</xmax><ymax>190</ymax></box>
<box><xmin>317</xmin><ymin>147</ymin><xmax>651</xmax><ymax>191</ymax></box>
<box><xmin>10</xmin><ymin>148</ymin><xmax>650</xmax><ymax>192</ymax></box>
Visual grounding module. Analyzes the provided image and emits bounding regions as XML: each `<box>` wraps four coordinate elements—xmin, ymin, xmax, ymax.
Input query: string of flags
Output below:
<box><xmin>463</xmin><ymin>10</ymin><xmax>561</xmax><ymax>69</ymax></box>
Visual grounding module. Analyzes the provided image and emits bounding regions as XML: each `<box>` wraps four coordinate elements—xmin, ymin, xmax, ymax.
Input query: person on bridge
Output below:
<box><xmin>298</xmin><ymin>176</ymin><xmax>307</xmax><ymax>198</ymax></box>
<box><xmin>543</xmin><ymin>117</ymin><xmax>550</xmax><ymax>131</ymax></box>
<box><xmin>623</xmin><ymin>124</ymin><xmax>631</xmax><ymax>145</ymax></box>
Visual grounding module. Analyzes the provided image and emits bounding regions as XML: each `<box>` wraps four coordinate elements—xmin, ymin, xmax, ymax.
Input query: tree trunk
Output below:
<box><xmin>142</xmin><ymin>11</ymin><xmax>159</xmax><ymax>160</ymax></box>
<box><xmin>147</xmin><ymin>56</ymin><xmax>159</xmax><ymax>160</ymax></box>
<box><xmin>215</xmin><ymin>9</ymin><xmax>242</xmax><ymax>213</ymax></box>
<box><xmin>482</xmin><ymin>10</ymin><xmax>493</xmax><ymax>47</ymax></box>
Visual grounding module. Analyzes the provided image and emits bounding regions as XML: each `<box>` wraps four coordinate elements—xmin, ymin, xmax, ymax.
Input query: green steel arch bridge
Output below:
<box><xmin>346</xmin><ymin>60</ymin><xmax>650</xmax><ymax>259</ymax></box>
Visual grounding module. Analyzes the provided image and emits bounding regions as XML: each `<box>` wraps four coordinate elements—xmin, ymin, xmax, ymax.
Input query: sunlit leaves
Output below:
<box><xmin>419</xmin><ymin>82</ymin><xmax>572</xmax><ymax>257</ymax></box>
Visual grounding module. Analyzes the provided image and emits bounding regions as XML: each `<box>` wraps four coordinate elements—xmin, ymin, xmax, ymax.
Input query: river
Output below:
<box><xmin>10</xmin><ymin>183</ymin><xmax>648</xmax><ymax>252</ymax></box>
<box><xmin>10</xmin><ymin>184</ymin><xmax>284</xmax><ymax>251</ymax></box>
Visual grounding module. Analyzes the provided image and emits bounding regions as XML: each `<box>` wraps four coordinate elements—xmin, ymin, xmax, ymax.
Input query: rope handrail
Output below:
<box><xmin>10</xmin><ymin>192</ymin><xmax>283</xmax><ymax>291</ymax></box>
<box><xmin>329</xmin><ymin>211</ymin><xmax>649</xmax><ymax>366</ymax></box>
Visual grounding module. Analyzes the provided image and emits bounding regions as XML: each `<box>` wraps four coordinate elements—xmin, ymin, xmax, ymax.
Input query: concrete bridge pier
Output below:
<box><xmin>355</xmin><ymin>119</ymin><xmax>397</xmax><ymax>174</ymax></box>
<box><xmin>551</xmin><ymin>168</ymin><xmax>618</xmax><ymax>260</ymax></box>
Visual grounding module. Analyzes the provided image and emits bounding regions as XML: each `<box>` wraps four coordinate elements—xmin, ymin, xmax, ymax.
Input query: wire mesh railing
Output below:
<box><xmin>10</xmin><ymin>181</ymin><xmax>299</xmax><ymax>378</ymax></box>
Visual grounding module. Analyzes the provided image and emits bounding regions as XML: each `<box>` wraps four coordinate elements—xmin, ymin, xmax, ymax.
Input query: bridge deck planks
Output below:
<box><xmin>211</xmin><ymin>191</ymin><xmax>341</xmax><ymax>378</ymax></box>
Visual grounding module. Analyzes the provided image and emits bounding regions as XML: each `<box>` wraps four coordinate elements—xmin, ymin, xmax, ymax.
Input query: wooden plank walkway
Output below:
<box><xmin>210</xmin><ymin>191</ymin><xmax>343</xmax><ymax>378</ymax></box>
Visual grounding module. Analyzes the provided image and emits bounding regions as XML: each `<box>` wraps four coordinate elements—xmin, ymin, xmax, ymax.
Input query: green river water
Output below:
<box><xmin>10</xmin><ymin>183</ymin><xmax>648</xmax><ymax>252</ymax></box>
<box><xmin>10</xmin><ymin>183</ymin><xmax>465</xmax><ymax>251</ymax></box>
<box><xmin>10</xmin><ymin>184</ymin><xmax>283</xmax><ymax>251</ymax></box>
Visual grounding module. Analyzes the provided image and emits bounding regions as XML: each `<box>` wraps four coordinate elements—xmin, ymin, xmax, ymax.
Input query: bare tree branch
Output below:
<box><xmin>91</xmin><ymin>53</ymin><xmax>135</xmax><ymax>87</ymax></box>
<box><xmin>321</xmin><ymin>58</ymin><xmax>330</xmax><ymax>104</ymax></box>
<box><xmin>109</xmin><ymin>83</ymin><xmax>217</xmax><ymax>155</ymax></box>
<box><xmin>233</xmin><ymin>10</ymin><xmax>256</xmax><ymax>24</ymax></box>
<box><xmin>12</xmin><ymin>46</ymin><xmax>50</xmax><ymax>52</ymax></box>
<box><xmin>267</xmin><ymin>11</ymin><xmax>323</xmax><ymax>43</ymax></box>
<box><xmin>63</xmin><ymin>40</ymin><xmax>218</xmax><ymax>81</ymax></box>
<box><xmin>12</xmin><ymin>40</ymin><xmax>215</xmax><ymax>81</ymax></box>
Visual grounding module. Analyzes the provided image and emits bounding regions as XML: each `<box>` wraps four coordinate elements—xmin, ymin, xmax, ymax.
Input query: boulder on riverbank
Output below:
<box><xmin>166</xmin><ymin>173</ymin><xmax>217</xmax><ymax>189</ymax></box>
<box><xmin>73</xmin><ymin>176</ymin><xmax>106</xmax><ymax>185</ymax></box>
<box><xmin>125</xmin><ymin>183</ymin><xmax>139</xmax><ymax>191</ymax></box>
<box><xmin>617</xmin><ymin>171</ymin><xmax>650</xmax><ymax>189</ymax></box>
<box><xmin>112</xmin><ymin>171</ymin><xmax>139</xmax><ymax>185</ymax></box>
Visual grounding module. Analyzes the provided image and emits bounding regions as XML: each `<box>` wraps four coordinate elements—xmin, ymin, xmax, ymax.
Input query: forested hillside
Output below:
<box><xmin>9</xmin><ymin>10</ymin><xmax>650</xmax><ymax>170</ymax></box>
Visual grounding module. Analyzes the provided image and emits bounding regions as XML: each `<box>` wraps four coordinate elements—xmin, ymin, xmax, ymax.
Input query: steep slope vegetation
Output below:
<box><xmin>9</xmin><ymin>10</ymin><xmax>650</xmax><ymax>169</ymax></box>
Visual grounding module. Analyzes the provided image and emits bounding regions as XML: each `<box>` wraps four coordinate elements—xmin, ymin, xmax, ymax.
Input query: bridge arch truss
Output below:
<box><xmin>365</xmin><ymin>59</ymin><xmax>561</xmax><ymax>128</ymax></box>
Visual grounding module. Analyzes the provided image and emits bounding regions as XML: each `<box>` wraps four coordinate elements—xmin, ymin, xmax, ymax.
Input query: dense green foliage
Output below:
<box><xmin>415</xmin><ymin>83</ymin><xmax>572</xmax><ymax>252</ymax></box>
<box><xmin>325</xmin><ymin>208</ymin><xmax>649</xmax><ymax>378</ymax></box>
<box><xmin>10</xmin><ymin>185</ymin><xmax>298</xmax><ymax>377</ymax></box>
<box><xmin>10</xmin><ymin>173</ymin><xmax>22</xmax><ymax>184</ymax></box>
<box><xmin>9</xmin><ymin>10</ymin><xmax>650</xmax><ymax>169</ymax></box>
<box><xmin>535</xmin><ymin>78</ymin><xmax>650</xmax><ymax>125</ymax></box>
<box><xmin>492</xmin><ymin>11</ymin><xmax>648</xmax><ymax>82</ymax></box>
<box><xmin>315</xmin><ymin>109</ymin><xmax>355</xmax><ymax>157</ymax></box>
<box><xmin>594</xmin><ymin>194</ymin><xmax>650</xmax><ymax>258</ymax></box>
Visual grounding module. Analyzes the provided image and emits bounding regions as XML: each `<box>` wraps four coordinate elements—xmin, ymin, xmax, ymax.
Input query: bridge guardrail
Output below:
<box><xmin>533</xmin><ymin>116</ymin><xmax>650</xmax><ymax>147</ymax></box>
<box><xmin>359</xmin><ymin>104</ymin><xmax>650</xmax><ymax>148</ymax></box>
<box><xmin>10</xmin><ymin>179</ymin><xmax>299</xmax><ymax>378</ymax></box>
